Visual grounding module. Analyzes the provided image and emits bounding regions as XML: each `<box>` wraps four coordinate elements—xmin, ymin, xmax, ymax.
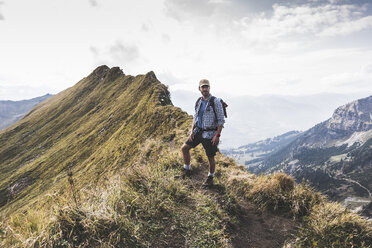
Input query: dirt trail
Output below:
<box><xmin>229</xmin><ymin>200</ymin><xmax>297</xmax><ymax>248</ymax></box>
<box><xmin>185</xmin><ymin>166</ymin><xmax>297</xmax><ymax>248</ymax></box>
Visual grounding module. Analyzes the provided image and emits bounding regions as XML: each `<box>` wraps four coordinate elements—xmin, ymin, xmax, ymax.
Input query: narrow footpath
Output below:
<box><xmin>186</xmin><ymin>165</ymin><xmax>297</xmax><ymax>248</ymax></box>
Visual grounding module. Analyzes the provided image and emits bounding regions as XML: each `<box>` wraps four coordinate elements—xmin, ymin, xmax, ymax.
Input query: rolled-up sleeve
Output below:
<box><xmin>214</xmin><ymin>98</ymin><xmax>225</xmax><ymax>127</ymax></box>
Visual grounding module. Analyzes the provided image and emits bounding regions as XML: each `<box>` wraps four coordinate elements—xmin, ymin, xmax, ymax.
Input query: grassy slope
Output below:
<box><xmin>0</xmin><ymin>65</ymin><xmax>189</xmax><ymax>214</ymax></box>
<box><xmin>0</xmin><ymin>66</ymin><xmax>371</xmax><ymax>247</ymax></box>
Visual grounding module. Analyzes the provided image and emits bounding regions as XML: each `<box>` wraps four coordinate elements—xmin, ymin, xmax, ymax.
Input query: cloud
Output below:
<box><xmin>321</xmin><ymin>64</ymin><xmax>372</xmax><ymax>93</ymax></box>
<box><xmin>88</xmin><ymin>0</ymin><xmax>98</xmax><ymax>7</ymax></box>
<box><xmin>161</xmin><ymin>33</ymin><xmax>171</xmax><ymax>43</ymax></box>
<box><xmin>0</xmin><ymin>1</ymin><xmax>5</xmax><ymax>20</ymax></box>
<box><xmin>157</xmin><ymin>71</ymin><xmax>187</xmax><ymax>86</ymax></box>
<box><xmin>163</xmin><ymin>0</ymin><xmax>248</xmax><ymax>42</ymax></box>
<box><xmin>0</xmin><ymin>84</ymin><xmax>52</xmax><ymax>101</ymax></box>
<box><xmin>164</xmin><ymin>0</ymin><xmax>220</xmax><ymax>21</ymax></box>
<box><xmin>109</xmin><ymin>41</ymin><xmax>139</xmax><ymax>62</ymax></box>
<box><xmin>167</xmin><ymin>89</ymin><xmax>199</xmax><ymax>114</ymax></box>
<box><xmin>235</xmin><ymin>2</ymin><xmax>372</xmax><ymax>50</ymax></box>
<box><xmin>141</xmin><ymin>23</ymin><xmax>149</xmax><ymax>32</ymax></box>
<box><xmin>319</xmin><ymin>15</ymin><xmax>372</xmax><ymax>36</ymax></box>
<box><xmin>163</xmin><ymin>0</ymin><xmax>352</xmax><ymax>22</ymax></box>
<box><xmin>164</xmin><ymin>0</ymin><xmax>372</xmax><ymax>46</ymax></box>
<box><xmin>90</xmin><ymin>41</ymin><xmax>140</xmax><ymax>67</ymax></box>
<box><xmin>278</xmin><ymin>77</ymin><xmax>301</xmax><ymax>87</ymax></box>
<box><xmin>164</xmin><ymin>0</ymin><xmax>308</xmax><ymax>20</ymax></box>
<box><xmin>90</xmin><ymin>46</ymin><xmax>99</xmax><ymax>56</ymax></box>
<box><xmin>361</xmin><ymin>63</ymin><xmax>372</xmax><ymax>74</ymax></box>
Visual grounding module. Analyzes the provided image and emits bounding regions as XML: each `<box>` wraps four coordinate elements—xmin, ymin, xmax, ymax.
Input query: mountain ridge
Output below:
<box><xmin>0</xmin><ymin>65</ymin><xmax>187</xmax><ymax>213</ymax></box>
<box><xmin>1</xmin><ymin>66</ymin><xmax>371</xmax><ymax>247</ymax></box>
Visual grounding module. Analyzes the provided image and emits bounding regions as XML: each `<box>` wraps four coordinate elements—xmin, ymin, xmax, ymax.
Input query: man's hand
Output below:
<box><xmin>188</xmin><ymin>133</ymin><xmax>195</xmax><ymax>142</ymax></box>
<box><xmin>211</xmin><ymin>135</ymin><xmax>219</xmax><ymax>146</ymax></box>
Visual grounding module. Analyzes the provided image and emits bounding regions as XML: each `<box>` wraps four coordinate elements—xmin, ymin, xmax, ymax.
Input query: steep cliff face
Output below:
<box><xmin>295</xmin><ymin>96</ymin><xmax>372</xmax><ymax>148</ymax></box>
<box><xmin>327</xmin><ymin>96</ymin><xmax>372</xmax><ymax>132</ymax></box>
<box><xmin>249</xmin><ymin>95</ymin><xmax>372</xmax><ymax>204</ymax></box>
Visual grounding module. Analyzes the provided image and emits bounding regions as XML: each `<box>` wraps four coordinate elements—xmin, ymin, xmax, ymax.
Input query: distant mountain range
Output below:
<box><xmin>0</xmin><ymin>94</ymin><xmax>52</xmax><ymax>130</ymax></box>
<box><xmin>234</xmin><ymin>95</ymin><xmax>372</xmax><ymax>209</ymax></box>
<box><xmin>221</xmin><ymin>130</ymin><xmax>302</xmax><ymax>164</ymax></box>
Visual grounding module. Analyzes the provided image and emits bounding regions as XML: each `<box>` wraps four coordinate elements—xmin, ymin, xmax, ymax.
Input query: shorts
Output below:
<box><xmin>185</xmin><ymin>131</ymin><xmax>218</xmax><ymax>157</ymax></box>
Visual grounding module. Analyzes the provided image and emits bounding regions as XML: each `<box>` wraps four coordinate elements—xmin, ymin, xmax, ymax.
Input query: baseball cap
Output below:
<box><xmin>199</xmin><ymin>79</ymin><xmax>210</xmax><ymax>87</ymax></box>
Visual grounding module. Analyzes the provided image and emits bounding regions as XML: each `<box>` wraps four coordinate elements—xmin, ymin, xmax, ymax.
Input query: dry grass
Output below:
<box><xmin>226</xmin><ymin>171</ymin><xmax>324</xmax><ymax>219</ymax></box>
<box><xmin>2</xmin><ymin>149</ymin><xmax>372</xmax><ymax>248</ymax></box>
<box><xmin>0</xmin><ymin>150</ymin><xmax>233</xmax><ymax>248</ymax></box>
<box><xmin>224</xmin><ymin>168</ymin><xmax>372</xmax><ymax>247</ymax></box>
<box><xmin>287</xmin><ymin>202</ymin><xmax>372</xmax><ymax>247</ymax></box>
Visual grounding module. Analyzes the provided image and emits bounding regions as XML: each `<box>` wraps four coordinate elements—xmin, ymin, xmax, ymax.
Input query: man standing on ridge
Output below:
<box><xmin>178</xmin><ymin>79</ymin><xmax>225</xmax><ymax>187</ymax></box>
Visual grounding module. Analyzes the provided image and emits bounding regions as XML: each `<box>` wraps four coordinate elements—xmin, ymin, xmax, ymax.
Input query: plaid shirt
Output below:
<box><xmin>193</xmin><ymin>95</ymin><xmax>225</xmax><ymax>139</ymax></box>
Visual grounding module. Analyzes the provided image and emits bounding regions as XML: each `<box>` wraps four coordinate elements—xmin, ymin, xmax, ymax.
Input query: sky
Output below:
<box><xmin>1</xmin><ymin>0</ymin><xmax>372</xmax><ymax>147</ymax></box>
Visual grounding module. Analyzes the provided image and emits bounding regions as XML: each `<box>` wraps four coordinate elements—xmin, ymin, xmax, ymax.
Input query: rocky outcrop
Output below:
<box><xmin>292</xmin><ymin>95</ymin><xmax>372</xmax><ymax>148</ymax></box>
<box><xmin>249</xmin><ymin>95</ymin><xmax>372</xmax><ymax>206</ymax></box>
<box><xmin>327</xmin><ymin>96</ymin><xmax>372</xmax><ymax>132</ymax></box>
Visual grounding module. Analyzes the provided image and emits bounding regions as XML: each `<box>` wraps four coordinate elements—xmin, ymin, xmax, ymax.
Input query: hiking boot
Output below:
<box><xmin>202</xmin><ymin>176</ymin><xmax>214</xmax><ymax>188</ymax></box>
<box><xmin>174</xmin><ymin>169</ymin><xmax>191</xmax><ymax>179</ymax></box>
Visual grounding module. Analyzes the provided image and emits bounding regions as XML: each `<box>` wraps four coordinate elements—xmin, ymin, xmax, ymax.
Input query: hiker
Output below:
<box><xmin>179</xmin><ymin>79</ymin><xmax>225</xmax><ymax>187</ymax></box>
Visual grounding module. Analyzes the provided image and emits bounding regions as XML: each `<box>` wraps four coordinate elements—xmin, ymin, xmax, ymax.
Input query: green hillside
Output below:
<box><xmin>1</xmin><ymin>66</ymin><xmax>371</xmax><ymax>247</ymax></box>
<box><xmin>0</xmin><ymin>66</ymin><xmax>187</xmax><ymax>213</ymax></box>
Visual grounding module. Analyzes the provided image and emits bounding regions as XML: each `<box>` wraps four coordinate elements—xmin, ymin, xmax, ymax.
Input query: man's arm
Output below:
<box><xmin>216</xmin><ymin>125</ymin><xmax>223</xmax><ymax>135</ymax></box>
<box><xmin>211</xmin><ymin>125</ymin><xmax>222</xmax><ymax>146</ymax></box>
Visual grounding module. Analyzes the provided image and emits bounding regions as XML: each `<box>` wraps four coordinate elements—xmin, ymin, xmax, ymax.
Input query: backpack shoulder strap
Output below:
<box><xmin>195</xmin><ymin>97</ymin><xmax>202</xmax><ymax>111</ymax></box>
<box><xmin>209</xmin><ymin>96</ymin><xmax>217</xmax><ymax>120</ymax></box>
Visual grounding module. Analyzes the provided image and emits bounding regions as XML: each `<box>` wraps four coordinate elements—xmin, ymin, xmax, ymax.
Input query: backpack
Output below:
<box><xmin>195</xmin><ymin>96</ymin><xmax>228</xmax><ymax>119</ymax></box>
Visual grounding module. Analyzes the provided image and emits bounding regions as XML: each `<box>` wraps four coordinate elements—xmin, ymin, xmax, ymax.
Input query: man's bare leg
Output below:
<box><xmin>181</xmin><ymin>144</ymin><xmax>192</xmax><ymax>166</ymax></box>
<box><xmin>176</xmin><ymin>144</ymin><xmax>192</xmax><ymax>179</ymax></box>
<box><xmin>207</xmin><ymin>156</ymin><xmax>216</xmax><ymax>174</ymax></box>
<box><xmin>202</xmin><ymin>156</ymin><xmax>216</xmax><ymax>187</ymax></box>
